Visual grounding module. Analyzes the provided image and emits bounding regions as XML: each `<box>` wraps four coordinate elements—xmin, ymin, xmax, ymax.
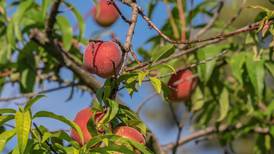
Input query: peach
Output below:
<box><xmin>167</xmin><ymin>69</ymin><xmax>197</xmax><ymax>102</ymax></box>
<box><xmin>91</xmin><ymin>0</ymin><xmax>119</xmax><ymax>27</ymax></box>
<box><xmin>114</xmin><ymin>126</ymin><xmax>145</xmax><ymax>144</ymax></box>
<box><xmin>70</xmin><ymin>107</ymin><xmax>104</xmax><ymax>145</ymax></box>
<box><xmin>83</xmin><ymin>41</ymin><xmax>122</xmax><ymax>78</ymax></box>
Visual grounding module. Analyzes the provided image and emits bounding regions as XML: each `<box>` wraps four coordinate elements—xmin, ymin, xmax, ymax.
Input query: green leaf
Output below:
<box><xmin>229</xmin><ymin>53</ymin><xmax>246</xmax><ymax>85</ymax></box>
<box><xmin>13</xmin><ymin>0</ymin><xmax>33</xmax><ymax>40</ymax></box>
<box><xmin>270</xmin><ymin>126</ymin><xmax>274</xmax><ymax>138</ymax></box>
<box><xmin>63</xmin><ymin>1</ymin><xmax>85</xmax><ymax>40</ymax></box>
<box><xmin>0</xmin><ymin>115</ymin><xmax>15</xmax><ymax>126</ymax></box>
<box><xmin>100</xmin><ymin>99</ymin><xmax>119</xmax><ymax>124</ymax></box>
<box><xmin>20</xmin><ymin>69</ymin><xmax>36</xmax><ymax>93</ymax></box>
<box><xmin>191</xmin><ymin>87</ymin><xmax>204</xmax><ymax>112</ymax></box>
<box><xmin>41</xmin><ymin>130</ymin><xmax>79</xmax><ymax>148</ymax></box>
<box><xmin>24</xmin><ymin>95</ymin><xmax>45</xmax><ymax>111</ymax></box>
<box><xmin>197</xmin><ymin>45</ymin><xmax>227</xmax><ymax>83</ymax></box>
<box><xmin>265</xmin><ymin>62</ymin><xmax>274</xmax><ymax>77</ymax></box>
<box><xmin>265</xmin><ymin>135</ymin><xmax>271</xmax><ymax>150</ymax></box>
<box><xmin>90</xmin><ymin>145</ymin><xmax>135</xmax><ymax>154</ymax></box>
<box><xmin>33</xmin><ymin>111</ymin><xmax>84</xmax><ymax>144</ymax></box>
<box><xmin>149</xmin><ymin>77</ymin><xmax>162</xmax><ymax>94</ymax></box>
<box><xmin>7</xmin><ymin>20</ymin><xmax>15</xmax><ymax>48</ymax></box>
<box><xmin>138</xmin><ymin>71</ymin><xmax>148</xmax><ymax>86</ymax></box>
<box><xmin>64</xmin><ymin>147</ymin><xmax>79</xmax><ymax>154</ymax></box>
<box><xmin>0</xmin><ymin>108</ymin><xmax>16</xmax><ymax>114</ymax></box>
<box><xmin>0</xmin><ymin>38</ymin><xmax>12</xmax><ymax>64</ymax></box>
<box><xmin>151</xmin><ymin>44</ymin><xmax>174</xmax><ymax>63</ymax></box>
<box><xmin>217</xmin><ymin>88</ymin><xmax>230</xmax><ymax>122</ymax></box>
<box><xmin>245</xmin><ymin>55</ymin><xmax>265</xmax><ymax>100</ymax></box>
<box><xmin>0</xmin><ymin>129</ymin><xmax>16</xmax><ymax>152</ymax></box>
<box><xmin>87</xmin><ymin>117</ymin><xmax>98</xmax><ymax>137</ymax></box>
<box><xmin>56</xmin><ymin>15</ymin><xmax>73</xmax><ymax>51</ymax></box>
<box><xmin>41</xmin><ymin>0</ymin><xmax>51</xmax><ymax>20</ymax></box>
<box><xmin>15</xmin><ymin>110</ymin><xmax>31</xmax><ymax>154</ymax></box>
<box><xmin>86</xmin><ymin>135</ymin><xmax>152</xmax><ymax>154</ymax></box>
<box><xmin>118</xmin><ymin>106</ymin><xmax>147</xmax><ymax>135</ymax></box>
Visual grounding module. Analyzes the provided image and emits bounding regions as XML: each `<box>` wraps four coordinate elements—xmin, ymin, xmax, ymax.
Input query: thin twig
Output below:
<box><xmin>163</xmin><ymin>0</ymin><xmax>180</xmax><ymax>39</ymax></box>
<box><xmin>118</xmin><ymin>2</ymin><xmax>139</xmax><ymax>76</ymax></box>
<box><xmin>177</xmin><ymin>0</ymin><xmax>186</xmax><ymax>41</ymax></box>
<box><xmin>194</xmin><ymin>0</ymin><xmax>224</xmax><ymax>39</ymax></box>
<box><xmin>122</xmin><ymin>1</ymin><xmax>266</xmax><ymax>45</ymax></box>
<box><xmin>220</xmin><ymin>0</ymin><xmax>246</xmax><ymax>34</ymax></box>
<box><xmin>109</xmin><ymin>0</ymin><xmax>131</xmax><ymax>24</ymax></box>
<box><xmin>167</xmin><ymin>103</ymin><xmax>184</xmax><ymax>154</ymax></box>
<box><xmin>156</xmin><ymin>49</ymin><xmax>228</xmax><ymax>79</ymax></box>
<box><xmin>125</xmin><ymin>21</ymin><xmax>263</xmax><ymax>72</ymax></box>
<box><xmin>0</xmin><ymin>83</ymin><xmax>79</xmax><ymax>102</ymax></box>
<box><xmin>188</xmin><ymin>0</ymin><xmax>194</xmax><ymax>40</ymax></box>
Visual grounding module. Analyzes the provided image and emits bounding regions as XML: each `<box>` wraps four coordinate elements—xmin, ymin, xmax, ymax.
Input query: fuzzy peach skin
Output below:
<box><xmin>167</xmin><ymin>69</ymin><xmax>197</xmax><ymax>102</ymax></box>
<box><xmin>83</xmin><ymin>41</ymin><xmax>122</xmax><ymax>78</ymax></box>
<box><xmin>114</xmin><ymin>126</ymin><xmax>145</xmax><ymax>144</ymax></box>
<box><xmin>91</xmin><ymin>0</ymin><xmax>119</xmax><ymax>27</ymax></box>
<box><xmin>70</xmin><ymin>107</ymin><xmax>104</xmax><ymax>145</ymax></box>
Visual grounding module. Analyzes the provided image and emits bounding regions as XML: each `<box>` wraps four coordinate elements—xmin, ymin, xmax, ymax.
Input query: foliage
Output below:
<box><xmin>0</xmin><ymin>0</ymin><xmax>273</xmax><ymax>154</ymax></box>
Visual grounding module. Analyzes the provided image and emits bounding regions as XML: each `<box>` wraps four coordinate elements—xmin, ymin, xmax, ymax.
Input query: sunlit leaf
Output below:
<box><xmin>229</xmin><ymin>52</ymin><xmax>246</xmax><ymax>85</ymax></box>
<box><xmin>64</xmin><ymin>1</ymin><xmax>85</xmax><ymax>40</ymax></box>
<box><xmin>151</xmin><ymin>44</ymin><xmax>174</xmax><ymax>63</ymax></box>
<box><xmin>0</xmin><ymin>129</ymin><xmax>16</xmax><ymax>152</ymax></box>
<box><xmin>33</xmin><ymin>111</ymin><xmax>84</xmax><ymax>144</ymax></box>
<box><xmin>24</xmin><ymin>95</ymin><xmax>45</xmax><ymax>111</ymax></box>
<box><xmin>191</xmin><ymin>87</ymin><xmax>204</xmax><ymax>112</ymax></box>
<box><xmin>56</xmin><ymin>15</ymin><xmax>73</xmax><ymax>51</ymax></box>
<box><xmin>149</xmin><ymin>77</ymin><xmax>162</xmax><ymax>94</ymax></box>
<box><xmin>15</xmin><ymin>110</ymin><xmax>31</xmax><ymax>154</ymax></box>
<box><xmin>217</xmin><ymin>88</ymin><xmax>230</xmax><ymax>121</ymax></box>
<box><xmin>245</xmin><ymin>55</ymin><xmax>265</xmax><ymax>100</ymax></box>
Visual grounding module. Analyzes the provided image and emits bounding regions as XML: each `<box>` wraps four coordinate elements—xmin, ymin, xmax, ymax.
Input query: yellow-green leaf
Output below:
<box><xmin>217</xmin><ymin>88</ymin><xmax>230</xmax><ymax>122</ymax></box>
<box><xmin>15</xmin><ymin>110</ymin><xmax>32</xmax><ymax>154</ymax></box>
<box><xmin>150</xmin><ymin>77</ymin><xmax>162</xmax><ymax>94</ymax></box>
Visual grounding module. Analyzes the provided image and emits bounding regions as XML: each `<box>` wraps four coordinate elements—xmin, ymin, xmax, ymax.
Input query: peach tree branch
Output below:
<box><xmin>46</xmin><ymin>0</ymin><xmax>62</xmax><ymax>38</ymax></box>
<box><xmin>163</xmin><ymin>124</ymin><xmax>270</xmax><ymax>151</ymax></box>
<box><xmin>125</xmin><ymin>20</ymin><xmax>263</xmax><ymax>72</ymax></box>
<box><xmin>0</xmin><ymin>82</ymin><xmax>79</xmax><ymax>102</ymax></box>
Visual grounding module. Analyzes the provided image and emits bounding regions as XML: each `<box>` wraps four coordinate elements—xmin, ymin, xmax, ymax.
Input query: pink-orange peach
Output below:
<box><xmin>83</xmin><ymin>41</ymin><xmax>122</xmax><ymax>78</ymax></box>
<box><xmin>91</xmin><ymin>0</ymin><xmax>119</xmax><ymax>27</ymax></box>
<box><xmin>167</xmin><ymin>69</ymin><xmax>197</xmax><ymax>102</ymax></box>
<box><xmin>114</xmin><ymin>126</ymin><xmax>145</xmax><ymax>144</ymax></box>
<box><xmin>70</xmin><ymin>107</ymin><xmax>104</xmax><ymax>145</ymax></box>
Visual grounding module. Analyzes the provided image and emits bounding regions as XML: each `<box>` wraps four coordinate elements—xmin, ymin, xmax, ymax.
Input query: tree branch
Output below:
<box><xmin>125</xmin><ymin>20</ymin><xmax>264</xmax><ymax>72</ymax></box>
<box><xmin>163</xmin><ymin>124</ymin><xmax>270</xmax><ymax>150</ymax></box>
<box><xmin>0</xmin><ymin>83</ymin><xmax>79</xmax><ymax>102</ymax></box>
<box><xmin>46</xmin><ymin>0</ymin><xmax>62</xmax><ymax>38</ymax></box>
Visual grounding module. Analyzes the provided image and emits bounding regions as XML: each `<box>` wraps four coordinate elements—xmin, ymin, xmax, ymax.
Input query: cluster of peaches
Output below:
<box><xmin>70</xmin><ymin>107</ymin><xmax>145</xmax><ymax>146</ymax></box>
<box><xmin>71</xmin><ymin>0</ymin><xmax>197</xmax><ymax>148</ymax></box>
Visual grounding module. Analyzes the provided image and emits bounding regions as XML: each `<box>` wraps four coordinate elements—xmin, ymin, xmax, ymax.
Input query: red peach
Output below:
<box><xmin>91</xmin><ymin>0</ymin><xmax>119</xmax><ymax>27</ymax></box>
<box><xmin>167</xmin><ymin>69</ymin><xmax>197</xmax><ymax>102</ymax></box>
<box><xmin>70</xmin><ymin>107</ymin><xmax>104</xmax><ymax>145</ymax></box>
<box><xmin>83</xmin><ymin>41</ymin><xmax>122</xmax><ymax>78</ymax></box>
<box><xmin>114</xmin><ymin>126</ymin><xmax>145</xmax><ymax>144</ymax></box>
